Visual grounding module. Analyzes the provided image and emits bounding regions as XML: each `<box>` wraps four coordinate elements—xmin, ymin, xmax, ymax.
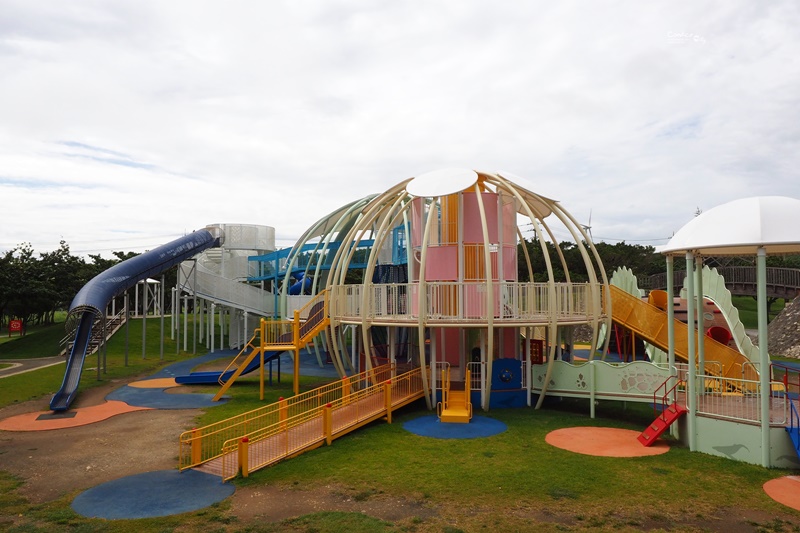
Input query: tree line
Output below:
<box><xmin>0</xmin><ymin>241</ymin><xmax>144</xmax><ymax>329</ymax></box>
<box><xmin>517</xmin><ymin>240</ymin><xmax>666</xmax><ymax>282</ymax></box>
<box><xmin>517</xmin><ymin>238</ymin><xmax>800</xmax><ymax>285</ymax></box>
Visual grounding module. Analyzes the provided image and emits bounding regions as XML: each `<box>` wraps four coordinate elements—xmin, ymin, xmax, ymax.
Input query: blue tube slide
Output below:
<box><xmin>174</xmin><ymin>349</ymin><xmax>285</xmax><ymax>384</ymax></box>
<box><xmin>288</xmin><ymin>272</ymin><xmax>312</xmax><ymax>295</ymax></box>
<box><xmin>50</xmin><ymin>229</ymin><xmax>222</xmax><ymax>411</ymax></box>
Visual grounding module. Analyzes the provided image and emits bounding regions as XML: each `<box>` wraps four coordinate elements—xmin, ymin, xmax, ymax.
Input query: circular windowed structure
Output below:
<box><xmin>274</xmin><ymin>170</ymin><xmax>609</xmax><ymax>410</ymax></box>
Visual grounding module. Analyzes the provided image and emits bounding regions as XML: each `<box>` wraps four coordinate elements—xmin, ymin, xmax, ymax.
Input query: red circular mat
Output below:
<box><xmin>546</xmin><ymin>426</ymin><xmax>670</xmax><ymax>457</ymax></box>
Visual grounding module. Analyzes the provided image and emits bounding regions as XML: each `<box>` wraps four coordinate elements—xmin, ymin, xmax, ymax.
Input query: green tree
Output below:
<box><xmin>518</xmin><ymin>239</ymin><xmax>664</xmax><ymax>282</ymax></box>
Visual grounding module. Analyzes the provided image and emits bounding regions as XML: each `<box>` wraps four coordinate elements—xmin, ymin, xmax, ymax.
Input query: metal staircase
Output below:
<box><xmin>60</xmin><ymin>307</ymin><xmax>127</xmax><ymax>357</ymax></box>
<box><xmin>211</xmin><ymin>291</ymin><xmax>330</xmax><ymax>401</ymax></box>
<box><xmin>437</xmin><ymin>367</ymin><xmax>473</xmax><ymax>424</ymax></box>
<box><xmin>638</xmin><ymin>376</ymin><xmax>687</xmax><ymax>446</ymax></box>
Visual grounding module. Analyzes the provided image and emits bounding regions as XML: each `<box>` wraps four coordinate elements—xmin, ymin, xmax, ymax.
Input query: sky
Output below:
<box><xmin>1</xmin><ymin>1</ymin><xmax>799</xmax><ymax>259</ymax></box>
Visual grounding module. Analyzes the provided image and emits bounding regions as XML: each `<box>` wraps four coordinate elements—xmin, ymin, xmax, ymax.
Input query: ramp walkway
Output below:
<box><xmin>179</xmin><ymin>363</ymin><xmax>424</xmax><ymax>481</ymax></box>
<box><xmin>610</xmin><ymin>285</ymin><xmax>753</xmax><ymax>380</ymax></box>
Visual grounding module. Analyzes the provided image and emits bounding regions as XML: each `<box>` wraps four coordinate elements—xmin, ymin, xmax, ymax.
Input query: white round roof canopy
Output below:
<box><xmin>406</xmin><ymin>168</ymin><xmax>478</xmax><ymax>197</ymax></box>
<box><xmin>659</xmin><ymin>196</ymin><xmax>800</xmax><ymax>256</ymax></box>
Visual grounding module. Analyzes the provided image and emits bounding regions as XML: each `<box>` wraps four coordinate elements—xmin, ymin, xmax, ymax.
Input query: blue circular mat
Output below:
<box><xmin>72</xmin><ymin>469</ymin><xmax>235</xmax><ymax>519</ymax></box>
<box><xmin>403</xmin><ymin>415</ymin><xmax>507</xmax><ymax>439</ymax></box>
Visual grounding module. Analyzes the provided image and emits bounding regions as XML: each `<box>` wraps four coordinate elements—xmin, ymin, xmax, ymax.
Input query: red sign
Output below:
<box><xmin>8</xmin><ymin>320</ymin><xmax>22</xmax><ymax>337</ymax></box>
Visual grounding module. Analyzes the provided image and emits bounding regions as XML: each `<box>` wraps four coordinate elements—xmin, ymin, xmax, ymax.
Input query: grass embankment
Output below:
<box><xmin>731</xmin><ymin>295</ymin><xmax>785</xmax><ymax>329</ymax></box>
<box><xmin>0</xmin><ymin>321</ymin><xmax>65</xmax><ymax>358</ymax></box>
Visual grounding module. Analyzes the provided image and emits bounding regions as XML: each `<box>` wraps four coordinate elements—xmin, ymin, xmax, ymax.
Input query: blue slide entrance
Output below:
<box><xmin>50</xmin><ymin>229</ymin><xmax>222</xmax><ymax>411</ymax></box>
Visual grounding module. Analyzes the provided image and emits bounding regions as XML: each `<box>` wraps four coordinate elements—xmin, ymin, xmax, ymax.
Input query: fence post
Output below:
<box><xmin>190</xmin><ymin>428</ymin><xmax>201</xmax><ymax>465</ymax></box>
<box><xmin>238</xmin><ymin>437</ymin><xmax>249</xmax><ymax>478</ymax></box>
<box><xmin>342</xmin><ymin>376</ymin><xmax>350</xmax><ymax>404</ymax></box>
<box><xmin>293</xmin><ymin>310</ymin><xmax>301</xmax><ymax>396</ymax></box>
<box><xmin>324</xmin><ymin>403</ymin><xmax>333</xmax><ymax>445</ymax></box>
<box><xmin>384</xmin><ymin>380</ymin><xmax>393</xmax><ymax>424</ymax></box>
<box><xmin>279</xmin><ymin>397</ymin><xmax>288</xmax><ymax>430</ymax></box>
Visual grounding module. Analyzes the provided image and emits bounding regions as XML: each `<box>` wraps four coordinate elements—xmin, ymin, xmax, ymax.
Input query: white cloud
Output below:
<box><xmin>0</xmin><ymin>0</ymin><xmax>798</xmax><ymax>258</ymax></box>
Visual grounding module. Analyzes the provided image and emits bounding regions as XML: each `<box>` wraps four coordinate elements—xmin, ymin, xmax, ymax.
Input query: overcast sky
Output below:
<box><xmin>1</xmin><ymin>1</ymin><xmax>798</xmax><ymax>259</ymax></box>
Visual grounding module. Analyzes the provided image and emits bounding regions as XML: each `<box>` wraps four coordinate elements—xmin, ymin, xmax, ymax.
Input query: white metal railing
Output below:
<box><xmin>467</xmin><ymin>361</ymin><xmax>486</xmax><ymax>401</ymax></box>
<box><xmin>672</xmin><ymin>362</ymin><xmax>727</xmax><ymax>381</ymax></box>
<box><xmin>520</xmin><ymin>360</ymin><xmax>528</xmax><ymax>389</ymax></box>
<box><xmin>179</xmin><ymin>260</ymin><xmax>274</xmax><ymax>315</ymax></box>
<box><xmin>333</xmin><ymin>281</ymin><xmax>602</xmax><ymax>323</ymax></box>
<box><xmin>690</xmin><ymin>374</ymin><xmax>788</xmax><ymax>425</ymax></box>
<box><xmin>742</xmin><ymin>361</ymin><xmax>763</xmax><ymax>381</ymax></box>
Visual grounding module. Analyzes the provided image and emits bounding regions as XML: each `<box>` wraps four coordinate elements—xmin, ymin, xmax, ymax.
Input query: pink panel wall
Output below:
<box><xmin>425</xmin><ymin>246</ymin><xmax>458</xmax><ymax>281</ymax></box>
<box><xmin>503</xmin><ymin>245</ymin><xmax>517</xmax><ymax>281</ymax></box>
<box><xmin>435</xmin><ymin>328</ymin><xmax>462</xmax><ymax>366</ymax></box>
<box><xmin>500</xmin><ymin>327</ymin><xmax>517</xmax><ymax>358</ymax></box>
<box><xmin>463</xmin><ymin>192</ymin><xmax>499</xmax><ymax>243</ymax></box>
<box><xmin>502</xmin><ymin>199</ymin><xmax>516</xmax><ymax>244</ymax></box>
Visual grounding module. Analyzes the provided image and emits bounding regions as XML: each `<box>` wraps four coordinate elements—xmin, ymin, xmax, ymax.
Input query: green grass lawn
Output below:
<box><xmin>2</xmin><ymin>318</ymin><xmax>800</xmax><ymax>532</ymax></box>
<box><xmin>731</xmin><ymin>295</ymin><xmax>785</xmax><ymax>329</ymax></box>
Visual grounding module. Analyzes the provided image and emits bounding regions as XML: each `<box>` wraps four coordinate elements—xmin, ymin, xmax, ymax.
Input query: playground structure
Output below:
<box><xmin>51</xmin><ymin>170</ymin><xmax>800</xmax><ymax>474</ymax></box>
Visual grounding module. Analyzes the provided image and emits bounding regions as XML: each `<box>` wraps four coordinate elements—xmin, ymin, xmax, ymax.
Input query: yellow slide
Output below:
<box><xmin>609</xmin><ymin>285</ymin><xmax>753</xmax><ymax>380</ymax></box>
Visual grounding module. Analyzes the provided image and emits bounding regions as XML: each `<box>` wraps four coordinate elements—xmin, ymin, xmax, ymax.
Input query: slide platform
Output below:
<box><xmin>50</xmin><ymin>229</ymin><xmax>222</xmax><ymax>411</ymax></box>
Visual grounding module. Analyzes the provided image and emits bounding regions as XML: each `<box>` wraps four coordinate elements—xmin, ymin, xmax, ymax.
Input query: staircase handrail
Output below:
<box><xmin>788</xmin><ymin>399</ymin><xmax>800</xmax><ymax>446</ymax></box>
<box><xmin>653</xmin><ymin>375</ymin><xmax>685</xmax><ymax>417</ymax></box>
<box><xmin>217</xmin><ymin>326</ymin><xmax>263</xmax><ymax>386</ymax></box>
<box><xmin>772</xmin><ymin>362</ymin><xmax>797</xmax><ymax>396</ymax></box>
<box><xmin>297</xmin><ymin>290</ymin><xmax>328</xmax><ymax>345</ymax></box>
<box><xmin>465</xmin><ymin>368</ymin><xmax>473</xmax><ymax>419</ymax></box>
<box><xmin>59</xmin><ymin>305</ymin><xmax>128</xmax><ymax>355</ymax></box>
<box><xmin>436</xmin><ymin>365</ymin><xmax>451</xmax><ymax>418</ymax></box>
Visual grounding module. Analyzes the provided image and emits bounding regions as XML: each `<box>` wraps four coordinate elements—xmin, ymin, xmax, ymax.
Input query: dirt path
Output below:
<box><xmin>0</xmin><ymin>356</ymin><xmax>65</xmax><ymax>379</ymax></box>
<box><xmin>0</xmin><ymin>382</ymin><xmax>197</xmax><ymax>504</ymax></box>
<box><xmin>0</xmin><ymin>376</ymin><xmax>436</xmax><ymax>526</ymax></box>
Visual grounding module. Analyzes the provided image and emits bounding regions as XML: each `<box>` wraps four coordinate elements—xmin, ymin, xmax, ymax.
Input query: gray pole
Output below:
<box><xmin>666</xmin><ymin>255</ymin><xmax>675</xmax><ymax>372</ymax></box>
<box><xmin>142</xmin><ymin>280</ymin><xmax>147</xmax><ymax>359</ymax></box>
<box><xmin>102</xmin><ymin>307</ymin><xmax>107</xmax><ymax>374</ymax></box>
<box><xmin>193</xmin><ymin>260</ymin><xmax>198</xmax><ymax>354</ymax></box>
<box><xmin>176</xmin><ymin>291</ymin><xmax>181</xmax><ymax>354</ymax></box>
<box><xmin>160</xmin><ymin>274</ymin><xmax>165</xmax><ymax>361</ymax></box>
<box><xmin>124</xmin><ymin>291</ymin><xmax>129</xmax><ymax>367</ymax></box>
<box><xmin>685</xmin><ymin>251</ymin><xmax>696</xmax><ymax>452</ymax></box>
<box><xmin>171</xmin><ymin>286</ymin><xmax>176</xmax><ymax>340</ymax></box>
<box><xmin>757</xmin><ymin>247</ymin><xmax>770</xmax><ymax>467</ymax></box>
<box><xmin>210</xmin><ymin>303</ymin><xmax>216</xmax><ymax>353</ymax></box>
<box><xmin>695</xmin><ymin>258</ymin><xmax>705</xmax><ymax>375</ymax></box>
<box><xmin>183</xmin><ymin>295</ymin><xmax>189</xmax><ymax>352</ymax></box>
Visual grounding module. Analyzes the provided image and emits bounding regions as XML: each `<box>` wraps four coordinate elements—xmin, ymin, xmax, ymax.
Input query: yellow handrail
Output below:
<box><xmin>220</xmin><ymin>367</ymin><xmax>424</xmax><ymax>480</ymax></box>
<box><xmin>179</xmin><ymin>363</ymin><xmax>397</xmax><ymax>470</ymax></box>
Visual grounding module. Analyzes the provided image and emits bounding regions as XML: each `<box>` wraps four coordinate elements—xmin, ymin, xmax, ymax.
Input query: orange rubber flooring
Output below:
<box><xmin>0</xmin><ymin>400</ymin><xmax>151</xmax><ymax>432</ymax></box>
<box><xmin>763</xmin><ymin>476</ymin><xmax>800</xmax><ymax>511</ymax></box>
<box><xmin>545</xmin><ymin>426</ymin><xmax>670</xmax><ymax>457</ymax></box>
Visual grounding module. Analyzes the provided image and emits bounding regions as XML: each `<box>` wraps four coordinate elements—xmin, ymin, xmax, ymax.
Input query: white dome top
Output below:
<box><xmin>659</xmin><ymin>196</ymin><xmax>800</xmax><ymax>256</ymax></box>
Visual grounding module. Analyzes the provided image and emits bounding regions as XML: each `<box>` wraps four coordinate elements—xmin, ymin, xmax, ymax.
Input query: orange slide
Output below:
<box><xmin>609</xmin><ymin>285</ymin><xmax>753</xmax><ymax>380</ymax></box>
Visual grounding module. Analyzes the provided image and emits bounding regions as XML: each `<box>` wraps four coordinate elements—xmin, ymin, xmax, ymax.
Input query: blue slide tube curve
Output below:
<box><xmin>50</xmin><ymin>228</ymin><xmax>222</xmax><ymax>411</ymax></box>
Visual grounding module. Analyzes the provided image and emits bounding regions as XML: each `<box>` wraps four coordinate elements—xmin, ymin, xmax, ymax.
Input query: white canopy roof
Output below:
<box><xmin>659</xmin><ymin>196</ymin><xmax>800</xmax><ymax>256</ymax></box>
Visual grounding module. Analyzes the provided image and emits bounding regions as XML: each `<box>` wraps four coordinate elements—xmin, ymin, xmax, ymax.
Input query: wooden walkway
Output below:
<box><xmin>647</xmin><ymin>266</ymin><xmax>800</xmax><ymax>299</ymax></box>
